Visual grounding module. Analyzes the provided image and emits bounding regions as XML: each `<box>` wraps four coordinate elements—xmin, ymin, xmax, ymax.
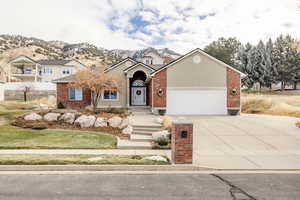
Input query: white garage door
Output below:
<box><xmin>167</xmin><ymin>89</ymin><xmax>227</xmax><ymax>115</ymax></box>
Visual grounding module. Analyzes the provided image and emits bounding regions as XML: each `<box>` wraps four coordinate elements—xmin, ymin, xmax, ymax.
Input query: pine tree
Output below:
<box><xmin>264</xmin><ymin>39</ymin><xmax>276</xmax><ymax>89</ymax></box>
<box><xmin>235</xmin><ymin>43</ymin><xmax>254</xmax><ymax>88</ymax></box>
<box><xmin>273</xmin><ymin>35</ymin><xmax>300</xmax><ymax>91</ymax></box>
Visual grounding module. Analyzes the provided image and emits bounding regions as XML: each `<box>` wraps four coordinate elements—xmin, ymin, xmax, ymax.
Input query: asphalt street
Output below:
<box><xmin>0</xmin><ymin>174</ymin><xmax>299</xmax><ymax>200</ymax></box>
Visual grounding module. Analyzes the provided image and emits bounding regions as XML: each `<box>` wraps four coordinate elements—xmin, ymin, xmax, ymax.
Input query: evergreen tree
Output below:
<box><xmin>235</xmin><ymin>43</ymin><xmax>254</xmax><ymax>88</ymax></box>
<box><xmin>273</xmin><ymin>35</ymin><xmax>300</xmax><ymax>90</ymax></box>
<box><xmin>264</xmin><ymin>39</ymin><xmax>276</xmax><ymax>88</ymax></box>
<box><xmin>204</xmin><ymin>37</ymin><xmax>241</xmax><ymax>67</ymax></box>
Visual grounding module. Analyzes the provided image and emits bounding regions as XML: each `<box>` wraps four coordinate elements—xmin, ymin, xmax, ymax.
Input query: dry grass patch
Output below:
<box><xmin>0</xmin><ymin>154</ymin><xmax>170</xmax><ymax>165</ymax></box>
<box><xmin>242</xmin><ymin>94</ymin><xmax>300</xmax><ymax>118</ymax></box>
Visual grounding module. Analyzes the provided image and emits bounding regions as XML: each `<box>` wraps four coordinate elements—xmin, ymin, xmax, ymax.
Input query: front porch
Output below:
<box><xmin>9</xmin><ymin>55</ymin><xmax>42</xmax><ymax>82</ymax></box>
<box><xmin>125</xmin><ymin>64</ymin><xmax>155</xmax><ymax>108</ymax></box>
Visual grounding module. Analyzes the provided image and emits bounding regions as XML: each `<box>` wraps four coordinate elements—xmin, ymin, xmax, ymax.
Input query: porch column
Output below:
<box><xmin>8</xmin><ymin>63</ymin><xmax>11</xmax><ymax>82</ymax></box>
<box><xmin>126</xmin><ymin>76</ymin><xmax>130</xmax><ymax>107</ymax></box>
<box><xmin>35</xmin><ymin>64</ymin><xmax>38</xmax><ymax>82</ymax></box>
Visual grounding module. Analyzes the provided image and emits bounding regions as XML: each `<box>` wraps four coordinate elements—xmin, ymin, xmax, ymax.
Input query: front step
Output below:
<box><xmin>130</xmin><ymin>134</ymin><xmax>152</xmax><ymax>142</ymax></box>
<box><xmin>118</xmin><ymin>139</ymin><xmax>152</xmax><ymax>149</ymax></box>
<box><xmin>132</xmin><ymin>131</ymin><xmax>154</xmax><ymax>136</ymax></box>
<box><xmin>133</xmin><ymin>125</ymin><xmax>163</xmax><ymax>129</ymax></box>
<box><xmin>117</xmin><ymin>124</ymin><xmax>164</xmax><ymax>149</ymax></box>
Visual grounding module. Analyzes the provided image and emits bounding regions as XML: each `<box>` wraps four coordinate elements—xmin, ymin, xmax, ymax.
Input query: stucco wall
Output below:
<box><xmin>97</xmin><ymin>60</ymin><xmax>135</xmax><ymax>108</ymax></box>
<box><xmin>41</xmin><ymin>62</ymin><xmax>84</xmax><ymax>82</ymax></box>
<box><xmin>167</xmin><ymin>52</ymin><xmax>226</xmax><ymax>88</ymax></box>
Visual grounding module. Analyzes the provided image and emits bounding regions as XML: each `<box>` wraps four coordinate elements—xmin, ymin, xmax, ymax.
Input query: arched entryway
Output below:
<box><xmin>130</xmin><ymin>71</ymin><xmax>148</xmax><ymax>106</ymax></box>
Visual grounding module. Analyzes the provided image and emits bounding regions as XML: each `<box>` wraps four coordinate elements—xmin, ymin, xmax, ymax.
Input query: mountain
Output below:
<box><xmin>0</xmin><ymin>34</ymin><xmax>181</xmax><ymax>75</ymax></box>
<box><xmin>109</xmin><ymin>47</ymin><xmax>181</xmax><ymax>60</ymax></box>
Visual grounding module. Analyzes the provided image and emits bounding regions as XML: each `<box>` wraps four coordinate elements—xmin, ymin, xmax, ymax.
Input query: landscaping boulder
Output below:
<box><xmin>74</xmin><ymin>115</ymin><xmax>96</xmax><ymax>128</ymax></box>
<box><xmin>122</xmin><ymin>125</ymin><xmax>133</xmax><ymax>135</ymax></box>
<box><xmin>44</xmin><ymin>113</ymin><xmax>61</xmax><ymax>122</ymax></box>
<box><xmin>152</xmin><ymin>130</ymin><xmax>170</xmax><ymax>141</ymax></box>
<box><xmin>143</xmin><ymin>156</ymin><xmax>168</xmax><ymax>162</ymax></box>
<box><xmin>59</xmin><ymin>113</ymin><xmax>76</xmax><ymax>124</ymax></box>
<box><xmin>85</xmin><ymin>105</ymin><xmax>94</xmax><ymax>112</ymax></box>
<box><xmin>154</xmin><ymin>117</ymin><xmax>163</xmax><ymax>124</ymax></box>
<box><xmin>119</xmin><ymin>117</ymin><xmax>132</xmax><ymax>129</ymax></box>
<box><xmin>39</xmin><ymin>103</ymin><xmax>49</xmax><ymax>110</ymax></box>
<box><xmin>108</xmin><ymin>116</ymin><xmax>122</xmax><ymax>128</ymax></box>
<box><xmin>94</xmin><ymin>117</ymin><xmax>108</xmax><ymax>127</ymax></box>
<box><xmin>24</xmin><ymin>113</ymin><xmax>42</xmax><ymax>121</ymax></box>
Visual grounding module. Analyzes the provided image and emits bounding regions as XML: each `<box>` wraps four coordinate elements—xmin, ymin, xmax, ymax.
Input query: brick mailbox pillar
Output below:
<box><xmin>171</xmin><ymin>119</ymin><xmax>193</xmax><ymax>164</ymax></box>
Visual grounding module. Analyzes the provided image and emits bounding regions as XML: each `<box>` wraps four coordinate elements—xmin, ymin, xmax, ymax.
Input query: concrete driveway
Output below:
<box><xmin>180</xmin><ymin>114</ymin><xmax>300</xmax><ymax>169</ymax></box>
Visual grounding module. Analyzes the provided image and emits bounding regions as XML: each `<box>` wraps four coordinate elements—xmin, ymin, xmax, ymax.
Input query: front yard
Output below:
<box><xmin>0</xmin><ymin>101</ymin><xmax>117</xmax><ymax>149</ymax></box>
<box><xmin>0</xmin><ymin>126</ymin><xmax>117</xmax><ymax>149</ymax></box>
<box><xmin>0</xmin><ymin>154</ymin><xmax>169</xmax><ymax>165</ymax></box>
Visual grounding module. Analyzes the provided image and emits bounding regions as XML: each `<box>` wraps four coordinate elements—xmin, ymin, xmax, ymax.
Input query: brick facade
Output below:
<box><xmin>152</xmin><ymin>69</ymin><xmax>167</xmax><ymax>108</ymax></box>
<box><xmin>171</xmin><ymin>121</ymin><xmax>193</xmax><ymax>164</ymax></box>
<box><xmin>148</xmin><ymin>79</ymin><xmax>152</xmax><ymax>106</ymax></box>
<box><xmin>226</xmin><ymin>68</ymin><xmax>241</xmax><ymax>108</ymax></box>
<box><xmin>56</xmin><ymin>83</ymin><xmax>91</xmax><ymax>109</ymax></box>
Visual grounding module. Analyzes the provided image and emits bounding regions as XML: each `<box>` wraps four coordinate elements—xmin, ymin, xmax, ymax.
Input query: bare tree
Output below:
<box><xmin>19</xmin><ymin>83</ymin><xmax>34</xmax><ymax>102</ymax></box>
<box><xmin>70</xmin><ymin>65</ymin><xmax>120</xmax><ymax>111</ymax></box>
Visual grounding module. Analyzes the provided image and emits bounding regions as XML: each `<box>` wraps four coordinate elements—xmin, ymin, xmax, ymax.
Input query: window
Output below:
<box><xmin>63</xmin><ymin>68</ymin><xmax>72</xmax><ymax>74</ymax></box>
<box><xmin>69</xmin><ymin>88</ymin><xmax>83</xmax><ymax>100</ymax></box>
<box><xmin>132</xmin><ymin>80</ymin><xmax>145</xmax><ymax>86</ymax></box>
<box><xmin>24</xmin><ymin>68</ymin><xmax>32</xmax><ymax>74</ymax></box>
<box><xmin>145</xmin><ymin>59</ymin><xmax>149</xmax><ymax>64</ymax></box>
<box><xmin>103</xmin><ymin>90</ymin><xmax>118</xmax><ymax>100</ymax></box>
<box><xmin>43</xmin><ymin>67</ymin><xmax>53</xmax><ymax>74</ymax></box>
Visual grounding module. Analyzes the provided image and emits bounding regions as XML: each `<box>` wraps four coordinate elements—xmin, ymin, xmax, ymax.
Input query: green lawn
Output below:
<box><xmin>0</xmin><ymin>105</ymin><xmax>117</xmax><ymax>149</ymax></box>
<box><xmin>0</xmin><ymin>126</ymin><xmax>117</xmax><ymax>149</ymax></box>
<box><xmin>0</xmin><ymin>154</ymin><xmax>170</xmax><ymax>165</ymax></box>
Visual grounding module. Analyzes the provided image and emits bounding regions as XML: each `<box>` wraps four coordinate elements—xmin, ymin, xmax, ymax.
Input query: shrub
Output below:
<box><xmin>57</xmin><ymin>102</ymin><xmax>65</xmax><ymax>109</ymax></box>
<box><xmin>156</xmin><ymin>136</ymin><xmax>170</xmax><ymax>146</ymax></box>
<box><xmin>162</xmin><ymin>116</ymin><xmax>173</xmax><ymax>130</ymax></box>
<box><xmin>96</xmin><ymin>107</ymin><xmax>129</xmax><ymax>114</ymax></box>
<box><xmin>131</xmin><ymin>155</ymin><xmax>142</xmax><ymax>160</ymax></box>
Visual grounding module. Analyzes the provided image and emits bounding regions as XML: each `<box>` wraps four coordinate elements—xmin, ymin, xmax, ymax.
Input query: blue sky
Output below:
<box><xmin>0</xmin><ymin>0</ymin><xmax>299</xmax><ymax>53</ymax></box>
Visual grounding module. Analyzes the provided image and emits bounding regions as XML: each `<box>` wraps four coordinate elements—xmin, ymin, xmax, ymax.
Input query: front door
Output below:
<box><xmin>131</xmin><ymin>87</ymin><xmax>146</xmax><ymax>106</ymax></box>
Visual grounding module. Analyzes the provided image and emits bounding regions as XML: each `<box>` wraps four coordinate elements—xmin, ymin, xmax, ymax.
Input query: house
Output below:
<box><xmin>8</xmin><ymin>55</ymin><xmax>86</xmax><ymax>82</ymax></box>
<box><xmin>53</xmin><ymin>48</ymin><xmax>244</xmax><ymax>115</ymax></box>
<box><xmin>137</xmin><ymin>50</ymin><xmax>164</xmax><ymax>66</ymax></box>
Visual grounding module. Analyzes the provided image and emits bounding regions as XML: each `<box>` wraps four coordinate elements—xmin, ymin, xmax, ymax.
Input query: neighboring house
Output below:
<box><xmin>137</xmin><ymin>51</ymin><xmax>164</xmax><ymax>66</ymax></box>
<box><xmin>53</xmin><ymin>48</ymin><xmax>245</xmax><ymax>115</ymax></box>
<box><xmin>8</xmin><ymin>55</ymin><xmax>86</xmax><ymax>82</ymax></box>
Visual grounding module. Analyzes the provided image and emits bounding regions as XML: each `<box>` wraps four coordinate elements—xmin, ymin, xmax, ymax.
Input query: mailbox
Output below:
<box><xmin>171</xmin><ymin>119</ymin><xmax>193</xmax><ymax>164</ymax></box>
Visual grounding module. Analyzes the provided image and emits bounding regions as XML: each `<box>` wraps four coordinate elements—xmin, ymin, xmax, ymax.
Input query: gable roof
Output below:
<box><xmin>123</xmin><ymin>62</ymin><xmax>156</xmax><ymax>73</ymax></box>
<box><xmin>37</xmin><ymin>60</ymin><xmax>72</xmax><ymax>65</ymax></box>
<box><xmin>52</xmin><ymin>74</ymin><xmax>76</xmax><ymax>83</ymax></box>
<box><xmin>105</xmin><ymin>57</ymin><xmax>137</xmax><ymax>72</ymax></box>
<box><xmin>8</xmin><ymin>55</ymin><xmax>38</xmax><ymax>64</ymax></box>
<box><xmin>151</xmin><ymin>48</ymin><xmax>246</xmax><ymax>77</ymax></box>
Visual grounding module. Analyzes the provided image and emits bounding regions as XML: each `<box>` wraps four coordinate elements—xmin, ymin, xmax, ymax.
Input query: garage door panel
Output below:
<box><xmin>167</xmin><ymin>89</ymin><xmax>227</xmax><ymax>115</ymax></box>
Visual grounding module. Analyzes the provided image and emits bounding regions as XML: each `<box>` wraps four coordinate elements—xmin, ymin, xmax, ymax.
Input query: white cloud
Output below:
<box><xmin>0</xmin><ymin>0</ymin><xmax>299</xmax><ymax>53</ymax></box>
